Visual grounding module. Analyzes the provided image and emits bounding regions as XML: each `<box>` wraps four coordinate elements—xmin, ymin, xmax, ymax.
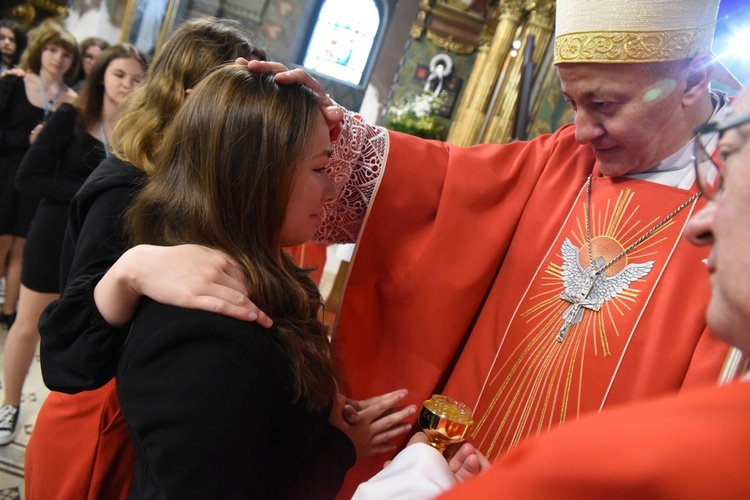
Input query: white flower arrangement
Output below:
<box><xmin>385</xmin><ymin>91</ymin><xmax>447</xmax><ymax>139</ymax></box>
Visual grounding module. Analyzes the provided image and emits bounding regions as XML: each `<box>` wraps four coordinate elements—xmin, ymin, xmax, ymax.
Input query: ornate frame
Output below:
<box><xmin>411</xmin><ymin>0</ymin><xmax>498</xmax><ymax>54</ymax></box>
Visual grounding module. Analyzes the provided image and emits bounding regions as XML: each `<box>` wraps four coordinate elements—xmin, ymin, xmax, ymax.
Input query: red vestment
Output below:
<box><xmin>333</xmin><ymin>127</ymin><xmax>728</xmax><ymax>496</ymax></box>
<box><xmin>440</xmin><ymin>382</ymin><xmax>750</xmax><ymax>499</ymax></box>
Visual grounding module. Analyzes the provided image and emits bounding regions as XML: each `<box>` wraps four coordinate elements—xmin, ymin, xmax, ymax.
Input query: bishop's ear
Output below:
<box><xmin>682</xmin><ymin>53</ymin><xmax>714</xmax><ymax>104</ymax></box>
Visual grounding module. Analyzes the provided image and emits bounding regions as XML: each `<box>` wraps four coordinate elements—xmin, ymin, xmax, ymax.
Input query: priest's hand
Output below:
<box><xmin>330</xmin><ymin>389</ymin><xmax>417</xmax><ymax>458</ymax></box>
<box><xmin>235</xmin><ymin>58</ymin><xmax>344</xmax><ymax>128</ymax></box>
<box><xmin>408</xmin><ymin>432</ymin><xmax>490</xmax><ymax>483</ymax></box>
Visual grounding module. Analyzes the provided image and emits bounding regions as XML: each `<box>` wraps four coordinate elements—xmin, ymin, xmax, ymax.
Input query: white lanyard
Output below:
<box><xmin>38</xmin><ymin>74</ymin><xmax>62</xmax><ymax>120</ymax></box>
<box><xmin>98</xmin><ymin>120</ymin><xmax>110</xmax><ymax>157</ymax></box>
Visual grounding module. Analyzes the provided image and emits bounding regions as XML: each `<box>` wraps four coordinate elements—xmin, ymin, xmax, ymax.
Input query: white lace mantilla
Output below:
<box><xmin>314</xmin><ymin>109</ymin><xmax>388</xmax><ymax>244</ymax></box>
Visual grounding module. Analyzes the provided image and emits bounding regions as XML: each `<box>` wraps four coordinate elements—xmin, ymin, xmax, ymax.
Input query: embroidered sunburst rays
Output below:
<box><xmin>471</xmin><ymin>187</ymin><xmax>675</xmax><ymax>459</ymax></box>
<box><xmin>524</xmin><ymin>187</ymin><xmax>671</xmax><ymax>351</ymax></box>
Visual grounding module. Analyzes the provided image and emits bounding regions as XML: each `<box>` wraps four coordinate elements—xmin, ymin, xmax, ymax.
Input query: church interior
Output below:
<box><xmin>0</xmin><ymin>0</ymin><xmax>748</xmax><ymax>497</ymax></box>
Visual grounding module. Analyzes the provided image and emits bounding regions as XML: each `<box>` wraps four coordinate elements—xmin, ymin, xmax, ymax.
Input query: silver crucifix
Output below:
<box><xmin>556</xmin><ymin>256</ymin><xmax>606</xmax><ymax>342</ymax></box>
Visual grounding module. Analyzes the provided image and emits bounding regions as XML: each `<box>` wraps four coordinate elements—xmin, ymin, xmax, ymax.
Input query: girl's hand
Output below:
<box><xmin>330</xmin><ymin>389</ymin><xmax>417</xmax><ymax>459</ymax></box>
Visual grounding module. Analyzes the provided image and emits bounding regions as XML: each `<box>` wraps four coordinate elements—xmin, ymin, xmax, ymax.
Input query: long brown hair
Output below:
<box><xmin>111</xmin><ymin>17</ymin><xmax>266</xmax><ymax>175</ymax></box>
<box><xmin>127</xmin><ymin>66</ymin><xmax>336</xmax><ymax>411</ymax></box>
<box><xmin>74</xmin><ymin>44</ymin><xmax>147</xmax><ymax>140</ymax></box>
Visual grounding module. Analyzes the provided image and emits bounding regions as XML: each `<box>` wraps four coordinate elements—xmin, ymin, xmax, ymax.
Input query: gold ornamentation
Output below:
<box><xmin>499</xmin><ymin>0</ymin><xmax>527</xmax><ymax>19</ymax></box>
<box><xmin>425</xmin><ymin>30</ymin><xmax>476</xmax><ymax>54</ymax></box>
<box><xmin>555</xmin><ymin>26</ymin><xmax>715</xmax><ymax>63</ymax></box>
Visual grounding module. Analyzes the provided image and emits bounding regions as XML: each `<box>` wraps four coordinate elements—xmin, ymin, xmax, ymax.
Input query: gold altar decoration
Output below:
<box><xmin>2</xmin><ymin>0</ymin><xmax>69</xmax><ymax>29</ymax></box>
<box><xmin>446</xmin><ymin>0</ymin><xmax>526</xmax><ymax>146</ymax></box>
<box><xmin>447</xmin><ymin>0</ymin><xmax>556</xmax><ymax>146</ymax></box>
<box><xmin>411</xmin><ymin>0</ymin><xmax>497</xmax><ymax>55</ymax></box>
<box><xmin>480</xmin><ymin>0</ymin><xmax>556</xmax><ymax>144</ymax></box>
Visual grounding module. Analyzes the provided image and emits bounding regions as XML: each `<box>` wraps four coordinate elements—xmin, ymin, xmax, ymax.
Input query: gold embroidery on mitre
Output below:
<box><xmin>554</xmin><ymin>26</ymin><xmax>715</xmax><ymax>63</ymax></box>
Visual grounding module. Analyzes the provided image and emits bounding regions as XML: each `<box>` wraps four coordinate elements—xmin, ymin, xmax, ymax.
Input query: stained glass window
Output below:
<box><xmin>302</xmin><ymin>0</ymin><xmax>381</xmax><ymax>86</ymax></box>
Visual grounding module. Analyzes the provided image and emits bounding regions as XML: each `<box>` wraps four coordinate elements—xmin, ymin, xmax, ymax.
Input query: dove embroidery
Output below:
<box><xmin>557</xmin><ymin>238</ymin><xmax>654</xmax><ymax>341</ymax></box>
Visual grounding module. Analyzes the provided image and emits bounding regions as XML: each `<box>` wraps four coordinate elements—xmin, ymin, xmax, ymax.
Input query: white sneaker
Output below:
<box><xmin>0</xmin><ymin>405</ymin><xmax>19</xmax><ymax>445</ymax></box>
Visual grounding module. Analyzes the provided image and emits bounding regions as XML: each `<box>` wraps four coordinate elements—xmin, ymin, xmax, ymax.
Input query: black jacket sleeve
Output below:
<box><xmin>38</xmin><ymin>161</ymin><xmax>142</xmax><ymax>392</ymax></box>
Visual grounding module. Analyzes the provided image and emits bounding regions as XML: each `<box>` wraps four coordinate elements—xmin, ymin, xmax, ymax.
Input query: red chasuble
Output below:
<box><xmin>440</xmin><ymin>382</ymin><xmax>750</xmax><ymax>499</ymax></box>
<box><xmin>333</xmin><ymin>125</ymin><xmax>728</xmax><ymax>497</ymax></box>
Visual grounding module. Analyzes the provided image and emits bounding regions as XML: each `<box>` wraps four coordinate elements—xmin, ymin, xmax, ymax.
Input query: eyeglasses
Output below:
<box><xmin>694</xmin><ymin>111</ymin><xmax>750</xmax><ymax>200</ymax></box>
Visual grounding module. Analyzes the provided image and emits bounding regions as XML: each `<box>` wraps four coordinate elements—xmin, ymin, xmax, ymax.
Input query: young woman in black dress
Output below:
<box><xmin>0</xmin><ymin>44</ymin><xmax>146</xmax><ymax>446</ymax></box>
<box><xmin>0</xmin><ymin>20</ymin><xmax>78</xmax><ymax>330</ymax></box>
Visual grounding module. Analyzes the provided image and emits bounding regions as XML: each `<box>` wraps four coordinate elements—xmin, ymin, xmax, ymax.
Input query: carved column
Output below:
<box><xmin>480</xmin><ymin>0</ymin><xmax>556</xmax><ymax>144</ymax></box>
<box><xmin>446</xmin><ymin>0</ymin><xmax>526</xmax><ymax>146</ymax></box>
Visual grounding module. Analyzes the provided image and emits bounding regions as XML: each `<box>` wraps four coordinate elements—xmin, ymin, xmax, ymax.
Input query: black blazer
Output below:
<box><xmin>117</xmin><ymin>300</ymin><xmax>355</xmax><ymax>499</ymax></box>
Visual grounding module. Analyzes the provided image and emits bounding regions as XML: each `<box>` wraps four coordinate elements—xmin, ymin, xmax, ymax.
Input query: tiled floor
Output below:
<box><xmin>0</xmin><ymin>322</ymin><xmax>49</xmax><ymax>499</ymax></box>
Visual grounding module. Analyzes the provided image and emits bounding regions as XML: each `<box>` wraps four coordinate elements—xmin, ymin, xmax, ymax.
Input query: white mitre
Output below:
<box><xmin>554</xmin><ymin>0</ymin><xmax>720</xmax><ymax>64</ymax></box>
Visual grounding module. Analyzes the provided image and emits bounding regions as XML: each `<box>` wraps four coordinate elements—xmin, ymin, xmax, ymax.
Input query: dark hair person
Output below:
<box><xmin>73</xmin><ymin>36</ymin><xmax>110</xmax><ymax>90</ymax></box>
<box><xmin>119</xmin><ymin>65</ymin><xmax>357</xmax><ymax>497</ymax></box>
<box><xmin>0</xmin><ymin>20</ymin><xmax>27</xmax><ymax>73</ymax></box>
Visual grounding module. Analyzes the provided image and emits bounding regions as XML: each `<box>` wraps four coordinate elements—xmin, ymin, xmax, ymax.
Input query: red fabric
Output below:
<box><xmin>25</xmin><ymin>379</ymin><xmax>135</xmax><ymax>500</ymax></box>
<box><xmin>441</xmin><ymin>382</ymin><xmax>750</xmax><ymax>499</ymax></box>
<box><xmin>333</xmin><ymin>128</ymin><xmax>727</xmax><ymax>496</ymax></box>
<box><xmin>285</xmin><ymin>242</ymin><xmax>328</xmax><ymax>285</ymax></box>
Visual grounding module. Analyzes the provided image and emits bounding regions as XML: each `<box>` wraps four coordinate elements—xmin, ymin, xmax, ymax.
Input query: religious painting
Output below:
<box><xmin>119</xmin><ymin>0</ymin><xmax>180</xmax><ymax>57</ymax></box>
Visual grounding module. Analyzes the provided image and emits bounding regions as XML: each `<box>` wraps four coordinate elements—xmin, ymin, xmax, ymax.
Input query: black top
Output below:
<box><xmin>15</xmin><ymin>103</ymin><xmax>105</xmax><ymax>203</ymax></box>
<box><xmin>38</xmin><ymin>156</ymin><xmax>145</xmax><ymax>391</ymax></box>
<box><xmin>16</xmin><ymin>103</ymin><xmax>106</xmax><ymax>293</ymax></box>
<box><xmin>0</xmin><ymin>74</ymin><xmax>45</xmax><ymax>236</ymax></box>
<box><xmin>118</xmin><ymin>301</ymin><xmax>355</xmax><ymax>499</ymax></box>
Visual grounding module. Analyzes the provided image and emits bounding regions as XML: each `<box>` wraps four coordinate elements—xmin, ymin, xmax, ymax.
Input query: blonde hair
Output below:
<box><xmin>111</xmin><ymin>17</ymin><xmax>265</xmax><ymax>175</ymax></box>
<box><xmin>127</xmin><ymin>66</ymin><xmax>335</xmax><ymax>411</ymax></box>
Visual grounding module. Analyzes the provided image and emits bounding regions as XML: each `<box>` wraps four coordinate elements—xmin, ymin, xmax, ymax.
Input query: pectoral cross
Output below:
<box><xmin>556</xmin><ymin>257</ymin><xmax>606</xmax><ymax>342</ymax></box>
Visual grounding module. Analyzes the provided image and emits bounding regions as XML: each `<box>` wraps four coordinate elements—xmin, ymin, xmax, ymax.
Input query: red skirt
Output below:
<box><xmin>25</xmin><ymin>379</ymin><xmax>135</xmax><ymax>499</ymax></box>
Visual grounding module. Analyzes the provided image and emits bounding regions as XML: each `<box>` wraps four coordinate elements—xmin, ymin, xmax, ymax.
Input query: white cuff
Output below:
<box><xmin>352</xmin><ymin>443</ymin><xmax>456</xmax><ymax>500</ymax></box>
